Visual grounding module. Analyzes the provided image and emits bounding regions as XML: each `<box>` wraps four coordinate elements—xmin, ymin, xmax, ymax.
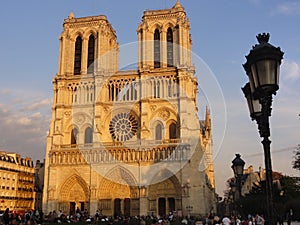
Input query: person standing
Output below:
<box><xmin>287</xmin><ymin>209</ymin><xmax>293</xmax><ymax>225</ymax></box>
<box><xmin>3</xmin><ymin>208</ymin><xmax>10</xmax><ymax>225</ymax></box>
<box><xmin>255</xmin><ymin>214</ymin><xmax>264</xmax><ymax>225</ymax></box>
<box><xmin>221</xmin><ymin>215</ymin><xmax>231</xmax><ymax>225</ymax></box>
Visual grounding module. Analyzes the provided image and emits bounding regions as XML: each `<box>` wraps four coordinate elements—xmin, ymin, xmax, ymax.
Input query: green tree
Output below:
<box><xmin>292</xmin><ymin>145</ymin><xmax>300</xmax><ymax>170</ymax></box>
<box><xmin>238</xmin><ymin>175</ymin><xmax>300</xmax><ymax>220</ymax></box>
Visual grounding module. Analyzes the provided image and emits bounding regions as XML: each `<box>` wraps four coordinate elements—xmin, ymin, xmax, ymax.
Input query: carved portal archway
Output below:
<box><xmin>59</xmin><ymin>174</ymin><xmax>89</xmax><ymax>214</ymax></box>
<box><xmin>97</xmin><ymin>166</ymin><xmax>139</xmax><ymax>216</ymax></box>
<box><xmin>148</xmin><ymin>169</ymin><xmax>181</xmax><ymax>217</ymax></box>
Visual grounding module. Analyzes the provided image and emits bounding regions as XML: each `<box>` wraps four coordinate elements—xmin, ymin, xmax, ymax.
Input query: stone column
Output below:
<box><xmin>81</xmin><ymin>37</ymin><xmax>88</xmax><ymax>74</ymax></box>
<box><xmin>161</xmin><ymin>29</ymin><xmax>167</xmax><ymax>68</ymax></box>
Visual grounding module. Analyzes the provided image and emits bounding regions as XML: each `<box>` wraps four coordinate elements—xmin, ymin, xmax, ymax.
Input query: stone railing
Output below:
<box><xmin>49</xmin><ymin>139</ymin><xmax>192</xmax><ymax>165</ymax></box>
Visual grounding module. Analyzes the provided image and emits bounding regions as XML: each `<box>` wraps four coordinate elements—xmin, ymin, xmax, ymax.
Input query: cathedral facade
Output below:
<box><xmin>43</xmin><ymin>1</ymin><xmax>216</xmax><ymax>217</ymax></box>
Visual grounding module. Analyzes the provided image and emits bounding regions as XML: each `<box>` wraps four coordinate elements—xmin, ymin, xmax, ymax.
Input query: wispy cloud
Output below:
<box><xmin>25</xmin><ymin>98</ymin><xmax>52</xmax><ymax>111</ymax></box>
<box><xmin>0</xmin><ymin>94</ymin><xmax>51</xmax><ymax>160</ymax></box>
<box><xmin>282</xmin><ymin>60</ymin><xmax>300</xmax><ymax>81</ymax></box>
<box><xmin>275</xmin><ymin>2</ymin><xmax>300</xmax><ymax>15</ymax></box>
<box><xmin>0</xmin><ymin>88</ymin><xmax>12</xmax><ymax>95</ymax></box>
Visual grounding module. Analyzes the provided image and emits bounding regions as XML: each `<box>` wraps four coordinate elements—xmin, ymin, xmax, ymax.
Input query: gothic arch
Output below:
<box><xmin>66</xmin><ymin>112</ymin><xmax>92</xmax><ymax>129</ymax></box>
<box><xmin>70</xmin><ymin>30</ymin><xmax>84</xmax><ymax>41</ymax></box>
<box><xmin>150</xmin><ymin>119</ymin><xmax>164</xmax><ymax>141</ymax></box>
<box><xmin>64</xmin><ymin>124</ymin><xmax>79</xmax><ymax>145</ymax></box>
<box><xmin>98</xmin><ymin>166</ymin><xmax>138</xmax><ymax>199</ymax></box>
<box><xmin>151</xmin><ymin>106</ymin><xmax>177</xmax><ymax>122</ymax></box>
<box><xmin>82</xmin><ymin>30</ymin><xmax>98</xmax><ymax>40</ymax></box>
<box><xmin>59</xmin><ymin>174</ymin><xmax>89</xmax><ymax>201</ymax></box>
<box><xmin>148</xmin><ymin>168</ymin><xmax>181</xmax><ymax>198</ymax></box>
<box><xmin>150</xmin><ymin>23</ymin><xmax>163</xmax><ymax>33</ymax></box>
<box><xmin>63</xmin><ymin>112</ymin><xmax>92</xmax><ymax>143</ymax></box>
<box><xmin>163</xmin><ymin>22</ymin><xmax>175</xmax><ymax>32</ymax></box>
<box><xmin>81</xmin><ymin>122</ymin><xmax>93</xmax><ymax>132</ymax></box>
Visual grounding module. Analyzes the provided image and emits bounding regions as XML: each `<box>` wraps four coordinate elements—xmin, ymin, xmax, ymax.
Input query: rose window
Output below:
<box><xmin>109</xmin><ymin>113</ymin><xmax>138</xmax><ymax>141</ymax></box>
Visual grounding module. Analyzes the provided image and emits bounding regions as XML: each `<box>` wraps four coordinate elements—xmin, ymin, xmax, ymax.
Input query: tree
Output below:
<box><xmin>292</xmin><ymin>145</ymin><xmax>300</xmax><ymax>170</ymax></box>
<box><xmin>238</xmin><ymin>175</ymin><xmax>300</xmax><ymax>220</ymax></box>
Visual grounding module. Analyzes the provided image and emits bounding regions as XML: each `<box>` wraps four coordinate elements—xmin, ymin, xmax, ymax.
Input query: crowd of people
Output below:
<box><xmin>1</xmin><ymin>208</ymin><xmax>43</xmax><ymax>225</ymax></box>
<box><xmin>0</xmin><ymin>208</ymin><xmax>296</xmax><ymax>225</ymax></box>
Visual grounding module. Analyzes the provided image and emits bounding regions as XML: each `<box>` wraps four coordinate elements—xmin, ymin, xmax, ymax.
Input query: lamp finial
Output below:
<box><xmin>256</xmin><ymin>33</ymin><xmax>270</xmax><ymax>44</ymax></box>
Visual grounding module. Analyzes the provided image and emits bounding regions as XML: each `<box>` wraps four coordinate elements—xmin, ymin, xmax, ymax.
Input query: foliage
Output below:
<box><xmin>292</xmin><ymin>145</ymin><xmax>300</xmax><ymax>170</ymax></box>
<box><xmin>238</xmin><ymin>176</ymin><xmax>300</xmax><ymax>220</ymax></box>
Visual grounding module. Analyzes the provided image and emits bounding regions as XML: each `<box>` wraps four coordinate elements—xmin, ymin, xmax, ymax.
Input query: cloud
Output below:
<box><xmin>276</xmin><ymin>2</ymin><xmax>300</xmax><ymax>15</ymax></box>
<box><xmin>282</xmin><ymin>60</ymin><xmax>300</xmax><ymax>81</ymax></box>
<box><xmin>25</xmin><ymin>98</ymin><xmax>52</xmax><ymax>111</ymax></box>
<box><xmin>0</xmin><ymin>88</ymin><xmax>12</xmax><ymax>95</ymax></box>
<box><xmin>0</xmin><ymin>97</ymin><xmax>51</xmax><ymax>160</ymax></box>
<box><xmin>31</xmin><ymin>112</ymin><xmax>42</xmax><ymax>118</ymax></box>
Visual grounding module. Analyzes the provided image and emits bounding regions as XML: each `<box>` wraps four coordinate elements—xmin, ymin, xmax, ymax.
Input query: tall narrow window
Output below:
<box><xmin>167</xmin><ymin>28</ymin><xmax>174</xmax><ymax>67</ymax></box>
<box><xmin>84</xmin><ymin>127</ymin><xmax>93</xmax><ymax>144</ymax></box>
<box><xmin>87</xmin><ymin>34</ymin><xmax>95</xmax><ymax>73</ymax></box>
<box><xmin>74</xmin><ymin>36</ymin><xmax>82</xmax><ymax>75</ymax></box>
<box><xmin>71</xmin><ymin>128</ymin><xmax>78</xmax><ymax>145</ymax></box>
<box><xmin>169</xmin><ymin>122</ymin><xmax>177</xmax><ymax>139</ymax></box>
<box><xmin>155</xmin><ymin>123</ymin><xmax>163</xmax><ymax>140</ymax></box>
<box><xmin>154</xmin><ymin>29</ymin><xmax>160</xmax><ymax>68</ymax></box>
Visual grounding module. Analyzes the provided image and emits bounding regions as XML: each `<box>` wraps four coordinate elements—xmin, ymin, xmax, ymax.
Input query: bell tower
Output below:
<box><xmin>137</xmin><ymin>0</ymin><xmax>192</xmax><ymax>69</ymax></box>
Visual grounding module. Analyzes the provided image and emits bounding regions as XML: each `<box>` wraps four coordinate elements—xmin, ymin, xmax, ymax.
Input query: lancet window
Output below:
<box><xmin>154</xmin><ymin>29</ymin><xmax>161</xmax><ymax>68</ymax></box>
<box><xmin>155</xmin><ymin>123</ymin><xmax>163</xmax><ymax>140</ymax></box>
<box><xmin>87</xmin><ymin>34</ymin><xmax>95</xmax><ymax>73</ymax></box>
<box><xmin>74</xmin><ymin>36</ymin><xmax>82</xmax><ymax>75</ymax></box>
<box><xmin>84</xmin><ymin>127</ymin><xmax>93</xmax><ymax>144</ymax></box>
<box><xmin>169</xmin><ymin>122</ymin><xmax>177</xmax><ymax>139</ymax></box>
<box><xmin>70</xmin><ymin>128</ymin><xmax>78</xmax><ymax>145</ymax></box>
<box><xmin>167</xmin><ymin>27</ymin><xmax>174</xmax><ymax>67</ymax></box>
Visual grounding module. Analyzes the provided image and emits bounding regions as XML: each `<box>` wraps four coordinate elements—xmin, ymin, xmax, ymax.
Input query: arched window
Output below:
<box><xmin>155</xmin><ymin>123</ymin><xmax>163</xmax><ymax>140</ymax></box>
<box><xmin>167</xmin><ymin>27</ymin><xmax>174</xmax><ymax>67</ymax></box>
<box><xmin>87</xmin><ymin>34</ymin><xmax>95</xmax><ymax>73</ymax></box>
<box><xmin>169</xmin><ymin>122</ymin><xmax>177</xmax><ymax>139</ymax></box>
<box><xmin>154</xmin><ymin>29</ymin><xmax>160</xmax><ymax>68</ymax></box>
<box><xmin>84</xmin><ymin>127</ymin><xmax>93</xmax><ymax>144</ymax></box>
<box><xmin>74</xmin><ymin>36</ymin><xmax>82</xmax><ymax>75</ymax></box>
<box><xmin>71</xmin><ymin>128</ymin><xmax>78</xmax><ymax>145</ymax></box>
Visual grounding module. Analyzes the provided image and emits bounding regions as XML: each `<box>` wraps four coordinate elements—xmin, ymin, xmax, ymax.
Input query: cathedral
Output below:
<box><xmin>43</xmin><ymin>1</ymin><xmax>216</xmax><ymax>217</ymax></box>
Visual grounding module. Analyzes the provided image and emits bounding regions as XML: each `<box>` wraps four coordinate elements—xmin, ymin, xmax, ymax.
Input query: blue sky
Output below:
<box><xmin>0</xmin><ymin>0</ymin><xmax>299</xmax><ymax>195</ymax></box>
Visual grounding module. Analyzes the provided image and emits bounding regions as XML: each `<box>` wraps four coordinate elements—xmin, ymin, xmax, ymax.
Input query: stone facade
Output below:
<box><xmin>0</xmin><ymin>152</ymin><xmax>35</xmax><ymax>211</ymax></box>
<box><xmin>43</xmin><ymin>1</ymin><xmax>216</xmax><ymax>217</ymax></box>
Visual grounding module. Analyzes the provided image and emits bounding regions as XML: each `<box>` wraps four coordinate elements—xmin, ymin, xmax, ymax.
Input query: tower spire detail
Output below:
<box><xmin>174</xmin><ymin>0</ymin><xmax>183</xmax><ymax>8</ymax></box>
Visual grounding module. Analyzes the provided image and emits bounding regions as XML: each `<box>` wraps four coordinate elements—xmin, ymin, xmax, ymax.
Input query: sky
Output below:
<box><xmin>0</xmin><ymin>0</ymin><xmax>299</xmax><ymax>196</ymax></box>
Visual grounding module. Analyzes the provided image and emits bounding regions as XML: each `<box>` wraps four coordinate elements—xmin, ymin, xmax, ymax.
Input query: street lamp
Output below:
<box><xmin>231</xmin><ymin>154</ymin><xmax>245</xmax><ymax>199</ymax></box>
<box><xmin>229</xmin><ymin>181</ymin><xmax>237</xmax><ymax>216</ymax></box>
<box><xmin>186</xmin><ymin>205</ymin><xmax>193</xmax><ymax>219</ymax></box>
<box><xmin>242</xmin><ymin>33</ymin><xmax>284</xmax><ymax>225</ymax></box>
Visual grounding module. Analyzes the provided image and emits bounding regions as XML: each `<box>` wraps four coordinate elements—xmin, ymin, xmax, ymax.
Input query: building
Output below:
<box><xmin>43</xmin><ymin>1</ymin><xmax>216</xmax><ymax>217</ymax></box>
<box><xmin>0</xmin><ymin>151</ymin><xmax>35</xmax><ymax>212</ymax></box>
<box><xmin>34</xmin><ymin>160</ymin><xmax>45</xmax><ymax>211</ymax></box>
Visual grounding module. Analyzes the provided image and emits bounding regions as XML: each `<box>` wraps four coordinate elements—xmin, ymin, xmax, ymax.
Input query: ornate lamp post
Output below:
<box><xmin>242</xmin><ymin>33</ymin><xmax>284</xmax><ymax>225</ymax></box>
<box><xmin>186</xmin><ymin>205</ymin><xmax>193</xmax><ymax>219</ymax></box>
<box><xmin>229</xmin><ymin>181</ymin><xmax>237</xmax><ymax>216</ymax></box>
<box><xmin>231</xmin><ymin>154</ymin><xmax>245</xmax><ymax>199</ymax></box>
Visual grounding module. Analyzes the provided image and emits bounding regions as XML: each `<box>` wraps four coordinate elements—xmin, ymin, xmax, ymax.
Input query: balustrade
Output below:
<box><xmin>49</xmin><ymin>140</ymin><xmax>190</xmax><ymax>165</ymax></box>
